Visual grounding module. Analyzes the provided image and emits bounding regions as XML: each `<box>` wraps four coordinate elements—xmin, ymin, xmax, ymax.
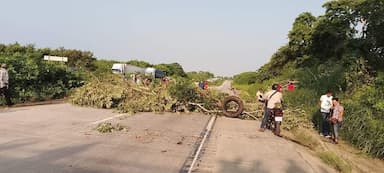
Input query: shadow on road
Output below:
<box><xmin>0</xmin><ymin>141</ymin><xmax>101</xmax><ymax>173</ymax></box>
<box><xmin>0</xmin><ymin>139</ymin><xmax>37</xmax><ymax>152</ymax></box>
<box><xmin>218</xmin><ymin>158</ymin><xmax>330</xmax><ymax>173</ymax></box>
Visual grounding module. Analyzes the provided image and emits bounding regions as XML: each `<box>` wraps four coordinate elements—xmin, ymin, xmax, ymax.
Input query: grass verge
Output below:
<box><xmin>318</xmin><ymin>151</ymin><xmax>352</xmax><ymax>173</ymax></box>
<box><xmin>291</xmin><ymin>128</ymin><xmax>319</xmax><ymax>150</ymax></box>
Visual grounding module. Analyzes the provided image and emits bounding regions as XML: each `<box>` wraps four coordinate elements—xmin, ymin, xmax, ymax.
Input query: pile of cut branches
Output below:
<box><xmin>70</xmin><ymin>75</ymin><xmax>227</xmax><ymax>114</ymax></box>
<box><xmin>70</xmin><ymin>75</ymin><xmax>173</xmax><ymax>113</ymax></box>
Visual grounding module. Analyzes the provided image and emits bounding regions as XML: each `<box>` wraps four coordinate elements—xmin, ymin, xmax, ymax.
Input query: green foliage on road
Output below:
<box><xmin>167</xmin><ymin>78</ymin><xmax>227</xmax><ymax>110</ymax></box>
<box><xmin>70</xmin><ymin>75</ymin><xmax>171</xmax><ymax>113</ymax></box>
<box><xmin>97</xmin><ymin>122</ymin><xmax>128</xmax><ymax>133</ymax></box>
<box><xmin>70</xmin><ymin>74</ymin><xmax>226</xmax><ymax>114</ymax></box>
<box><xmin>233</xmin><ymin>0</ymin><xmax>384</xmax><ymax>159</ymax></box>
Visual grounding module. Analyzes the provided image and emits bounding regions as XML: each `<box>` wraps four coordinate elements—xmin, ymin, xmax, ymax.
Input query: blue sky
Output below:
<box><xmin>0</xmin><ymin>0</ymin><xmax>327</xmax><ymax>76</ymax></box>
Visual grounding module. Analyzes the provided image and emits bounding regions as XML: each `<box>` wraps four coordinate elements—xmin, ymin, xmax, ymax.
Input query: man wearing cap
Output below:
<box><xmin>0</xmin><ymin>63</ymin><xmax>13</xmax><ymax>106</ymax></box>
<box><xmin>259</xmin><ymin>83</ymin><xmax>283</xmax><ymax>133</ymax></box>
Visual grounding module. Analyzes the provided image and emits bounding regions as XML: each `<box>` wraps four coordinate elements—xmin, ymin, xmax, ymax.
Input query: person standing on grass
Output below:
<box><xmin>203</xmin><ymin>80</ymin><xmax>208</xmax><ymax>90</ymax></box>
<box><xmin>0</xmin><ymin>63</ymin><xmax>13</xmax><ymax>106</ymax></box>
<box><xmin>259</xmin><ymin>84</ymin><xmax>283</xmax><ymax>133</ymax></box>
<box><xmin>319</xmin><ymin>90</ymin><xmax>333</xmax><ymax>138</ymax></box>
<box><xmin>256</xmin><ymin>88</ymin><xmax>264</xmax><ymax>102</ymax></box>
<box><xmin>199</xmin><ymin>81</ymin><xmax>204</xmax><ymax>90</ymax></box>
<box><xmin>287</xmin><ymin>82</ymin><xmax>295</xmax><ymax>92</ymax></box>
<box><xmin>330</xmin><ymin>98</ymin><xmax>344</xmax><ymax>144</ymax></box>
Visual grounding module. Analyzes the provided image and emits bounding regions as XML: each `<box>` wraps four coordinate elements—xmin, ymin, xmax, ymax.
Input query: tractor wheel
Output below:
<box><xmin>222</xmin><ymin>96</ymin><xmax>244</xmax><ymax>118</ymax></box>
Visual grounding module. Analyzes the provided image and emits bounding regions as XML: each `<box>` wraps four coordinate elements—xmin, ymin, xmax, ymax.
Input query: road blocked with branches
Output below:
<box><xmin>0</xmin><ymin>104</ymin><xmax>337</xmax><ymax>173</ymax></box>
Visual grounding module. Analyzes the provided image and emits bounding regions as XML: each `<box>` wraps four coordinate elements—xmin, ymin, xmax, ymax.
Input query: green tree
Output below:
<box><xmin>50</xmin><ymin>47</ymin><xmax>96</xmax><ymax>70</ymax></box>
<box><xmin>187</xmin><ymin>71</ymin><xmax>215</xmax><ymax>81</ymax></box>
<box><xmin>288</xmin><ymin>12</ymin><xmax>317</xmax><ymax>60</ymax></box>
<box><xmin>154</xmin><ymin>63</ymin><xmax>187</xmax><ymax>77</ymax></box>
<box><xmin>233</xmin><ymin>71</ymin><xmax>258</xmax><ymax>85</ymax></box>
<box><xmin>127</xmin><ymin>60</ymin><xmax>153</xmax><ymax>68</ymax></box>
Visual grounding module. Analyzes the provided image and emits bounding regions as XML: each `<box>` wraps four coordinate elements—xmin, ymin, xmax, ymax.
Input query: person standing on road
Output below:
<box><xmin>259</xmin><ymin>84</ymin><xmax>283</xmax><ymax>133</ymax></box>
<box><xmin>0</xmin><ymin>63</ymin><xmax>13</xmax><ymax>106</ymax></box>
<box><xmin>330</xmin><ymin>98</ymin><xmax>344</xmax><ymax>144</ymax></box>
<box><xmin>319</xmin><ymin>90</ymin><xmax>333</xmax><ymax>138</ymax></box>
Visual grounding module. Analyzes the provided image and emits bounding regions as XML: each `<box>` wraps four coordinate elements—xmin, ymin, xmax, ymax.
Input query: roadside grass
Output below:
<box><xmin>232</xmin><ymin>84</ymin><xmax>257</xmax><ymax>102</ymax></box>
<box><xmin>234</xmin><ymin>82</ymin><xmax>384</xmax><ymax>173</ymax></box>
<box><xmin>208</xmin><ymin>78</ymin><xmax>226</xmax><ymax>86</ymax></box>
<box><xmin>288</xmin><ymin>127</ymin><xmax>354</xmax><ymax>173</ymax></box>
<box><xmin>318</xmin><ymin>151</ymin><xmax>352</xmax><ymax>173</ymax></box>
<box><xmin>292</xmin><ymin>128</ymin><xmax>319</xmax><ymax>150</ymax></box>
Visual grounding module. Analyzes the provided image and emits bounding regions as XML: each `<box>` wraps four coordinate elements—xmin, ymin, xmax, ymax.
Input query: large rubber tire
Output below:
<box><xmin>222</xmin><ymin>96</ymin><xmax>244</xmax><ymax>118</ymax></box>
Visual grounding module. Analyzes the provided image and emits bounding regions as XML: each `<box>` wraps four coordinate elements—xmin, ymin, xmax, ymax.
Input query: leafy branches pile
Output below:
<box><xmin>70</xmin><ymin>75</ymin><xmax>226</xmax><ymax>114</ymax></box>
<box><xmin>97</xmin><ymin>122</ymin><xmax>128</xmax><ymax>133</ymax></box>
<box><xmin>70</xmin><ymin>75</ymin><xmax>171</xmax><ymax>113</ymax></box>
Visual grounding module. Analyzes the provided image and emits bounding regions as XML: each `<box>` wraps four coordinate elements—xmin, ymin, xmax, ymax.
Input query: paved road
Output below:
<box><xmin>0</xmin><ymin>104</ymin><xmax>335</xmax><ymax>173</ymax></box>
<box><xmin>195</xmin><ymin>117</ymin><xmax>336</xmax><ymax>173</ymax></box>
<box><xmin>0</xmin><ymin>104</ymin><xmax>209</xmax><ymax>173</ymax></box>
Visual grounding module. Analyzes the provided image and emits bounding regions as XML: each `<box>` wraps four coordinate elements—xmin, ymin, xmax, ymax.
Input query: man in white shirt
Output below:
<box><xmin>319</xmin><ymin>90</ymin><xmax>333</xmax><ymax>137</ymax></box>
<box><xmin>0</xmin><ymin>63</ymin><xmax>12</xmax><ymax>106</ymax></box>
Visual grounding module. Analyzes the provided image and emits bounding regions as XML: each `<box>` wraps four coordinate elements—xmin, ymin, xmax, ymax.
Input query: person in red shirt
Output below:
<box><xmin>203</xmin><ymin>81</ymin><xmax>208</xmax><ymax>90</ymax></box>
<box><xmin>287</xmin><ymin>82</ymin><xmax>295</xmax><ymax>92</ymax></box>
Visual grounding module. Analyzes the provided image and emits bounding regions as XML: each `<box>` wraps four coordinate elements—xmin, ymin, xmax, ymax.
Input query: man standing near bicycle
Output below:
<box><xmin>259</xmin><ymin>83</ymin><xmax>283</xmax><ymax>136</ymax></box>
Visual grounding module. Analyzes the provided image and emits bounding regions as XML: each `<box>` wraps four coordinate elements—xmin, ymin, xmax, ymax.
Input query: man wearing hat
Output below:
<box><xmin>0</xmin><ymin>63</ymin><xmax>13</xmax><ymax>106</ymax></box>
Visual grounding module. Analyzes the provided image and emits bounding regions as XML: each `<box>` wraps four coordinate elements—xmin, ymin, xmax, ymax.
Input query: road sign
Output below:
<box><xmin>43</xmin><ymin>55</ymin><xmax>68</xmax><ymax>62</ymax></box>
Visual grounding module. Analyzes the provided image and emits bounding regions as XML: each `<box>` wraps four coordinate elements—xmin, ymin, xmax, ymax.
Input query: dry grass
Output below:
<box><xmin>291</xmin><ymin>128</ymin><xmax>320</xmax><ymax>150</ymax></box>
<box><xmin>318</xmin><ymin>151</ymin><xmax>352</xmax><ymax>173</ymax></box>
<box><xmin>282</xmin><ymin>127</ymin><xmax>384</xmax><ymax>173</ymax></box>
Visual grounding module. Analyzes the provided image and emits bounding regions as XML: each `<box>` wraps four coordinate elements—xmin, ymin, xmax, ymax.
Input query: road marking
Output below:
<box><xmin>91</xmin><ymin>114</ymin><xmax>127</xmax><ymax>125</ymax></box>
<box><xmin>188</xmin><ymin>115</ymin><xmax>217</xmax><ymax>173</ymax></box>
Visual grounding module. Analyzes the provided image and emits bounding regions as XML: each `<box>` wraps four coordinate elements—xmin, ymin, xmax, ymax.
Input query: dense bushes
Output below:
<box><xmin>233</xmin><ymin>71</ymin><xmax>258</xmax><ymax>85</ymax></box>
<box><xmin>342</xmin><ymin>74</ymin><xmax>384</xmax><ymax>158</ymax></box>
<box><xmin>0</xmin><ymin>43</ymin><xmax>86</xmax><ymax>104</ymax></box>
<box><xmin>233</xmin><ymin>0</ymin><xmax>384</xmax><ymax>159</ymax></box>
<box><xmin>186</xmin><ymin>71</ymin><xmax>215</xmax><ymax>81</ymax></box>
<box><xmin>126</xmin><ymin>60</ymin><xmax>187</xmax><ymax>77</ymax></box>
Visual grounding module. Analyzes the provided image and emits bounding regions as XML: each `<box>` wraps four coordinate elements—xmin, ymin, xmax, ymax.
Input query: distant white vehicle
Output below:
<box><xmin>111</xmin><ymin>64</ymin><xmax>165</xmax><ymax>78</ymax></box>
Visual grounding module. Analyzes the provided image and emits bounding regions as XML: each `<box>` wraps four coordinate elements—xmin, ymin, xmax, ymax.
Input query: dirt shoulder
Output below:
<box><xmin>282</xmin><ymin>127</ymin><xmax>384</xmax><ymax>173</ymax></box>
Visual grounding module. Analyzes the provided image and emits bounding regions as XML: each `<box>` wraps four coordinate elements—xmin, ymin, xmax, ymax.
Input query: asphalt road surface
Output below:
<box><xmin>0</xmin><ymin>104</ymin><xmax>209</xmax><ymax>173</ymax></box>
<box><xmin>0</xmin><ymin>103</ymin><xmax>335</xmax><ymax>173</ymax></box>
<box><xmin>194</xmin><ymin>117</ymin><xmax>336</xmax><ymax>173</ymax></box>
